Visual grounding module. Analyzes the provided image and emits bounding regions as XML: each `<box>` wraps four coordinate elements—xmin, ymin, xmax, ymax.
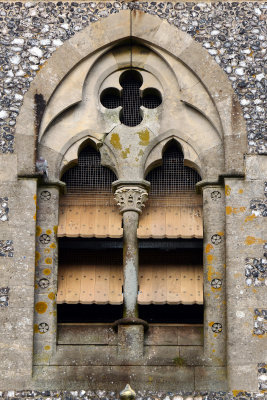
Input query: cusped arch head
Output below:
<box><xmin>16</xmin><ymin>9</ymin><xmax>246</xmax><ymax>181</ymax></box>
<box><xmin>143</xmin><ymin>133</ymin><xmax>204</xmax><ymax>179</ymax></box>
<box><xmin>59</xmin><ymin>136</ymin><xmax>101</xmax><ymax>179</ymax></box>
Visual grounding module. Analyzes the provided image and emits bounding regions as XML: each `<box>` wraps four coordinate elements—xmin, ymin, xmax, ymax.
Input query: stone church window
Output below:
<box><xmin>57</xmin><ymin>141</ymin><xmax>203</xmax><ymax>324</ymax></box>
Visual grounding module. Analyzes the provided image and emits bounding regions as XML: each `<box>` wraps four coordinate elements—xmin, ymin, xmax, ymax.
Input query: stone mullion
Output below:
<box><xmin>202</xmin><ymin>185</ymin><xmax>226</xmax><ymax>367</ymax></box>
<box><xmin>122</xmin><ymin>210</ymin><xmax>139</xmax><ymax>318</ymax></box>
<box><xmin>33</xmin><ymin>186</ymin><xmax>59</xmax><ymax>365</ymax></box>
<box><xmin>113</xmin><ymin>183</ymin><xmax>149</xmax><ymax>360</ymax></box>
<box><xmin>114</xmin><ymin>184</ymin><xmax>148</xmax><ymax>319</ymax></box>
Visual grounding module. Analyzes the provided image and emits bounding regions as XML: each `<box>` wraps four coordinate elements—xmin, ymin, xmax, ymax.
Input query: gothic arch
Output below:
<box><xmin>16</xmin><ymin>9</ymin><xmax>246</xmax><ymax>181</ymax></box>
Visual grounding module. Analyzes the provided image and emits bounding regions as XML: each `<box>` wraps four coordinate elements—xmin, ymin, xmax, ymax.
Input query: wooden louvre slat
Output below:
<box><xmin>58</xmin><ymin>202</ymin><xmax>203</xmax><ymax>239</ymax></box>
<box><xmin>80</xmin><ymin>262</ymin><xmax>95</xmax><ymax>303</ymax></box>
<box><xmin>57</xmin><ymin>251</ymin><xmax>203</xmax><ymax>305</ymax></box>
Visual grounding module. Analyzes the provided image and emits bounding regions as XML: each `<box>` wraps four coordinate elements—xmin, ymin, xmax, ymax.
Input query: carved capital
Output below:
<box><xmin>114</xmin><ymin>186</ymin><xmax>148</xmax><ymax>214</ymax></box>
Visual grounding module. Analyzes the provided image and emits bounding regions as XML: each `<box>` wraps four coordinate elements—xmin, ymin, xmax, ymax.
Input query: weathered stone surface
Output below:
<box><xmin>0</xmin><ymin>1</ymin><xmax>266</xmax><ymax>394</ymax></box>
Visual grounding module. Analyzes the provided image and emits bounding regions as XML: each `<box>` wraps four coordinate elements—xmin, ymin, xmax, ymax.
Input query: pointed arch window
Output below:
<box><xmin>57</xmin><ymin>142</ymin><xmax>203</xmax><ymax>323</ymax></box>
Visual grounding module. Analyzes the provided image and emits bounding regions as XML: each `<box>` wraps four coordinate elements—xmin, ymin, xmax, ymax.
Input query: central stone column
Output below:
<box><xmin>113</xmin><ymin>181</ymin><xmax>149</xmax><ymax>360</ymax></box>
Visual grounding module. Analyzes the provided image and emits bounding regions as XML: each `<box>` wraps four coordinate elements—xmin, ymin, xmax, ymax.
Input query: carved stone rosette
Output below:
<box><xmin>114</xmin><ymin>186</ymin><xmax>148</xmax><ymax>214</ymax></box>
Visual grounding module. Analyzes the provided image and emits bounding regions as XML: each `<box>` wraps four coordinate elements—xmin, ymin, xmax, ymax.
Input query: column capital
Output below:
<box><xmin>114</xmin><ymin>185</ymin><xmax>148</xmax><ymax>214</ymax></box>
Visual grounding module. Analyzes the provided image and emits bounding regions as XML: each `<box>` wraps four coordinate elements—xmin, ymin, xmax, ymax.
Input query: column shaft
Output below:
<box><xmin>123</xmin><ymin>210</ymin><xmax>139</xmax><ymax>318</ymax></box>
<box><xmin>202</xmin><ymin>185</ymin><xmax>226</xmax><ymax>367</ymax></box>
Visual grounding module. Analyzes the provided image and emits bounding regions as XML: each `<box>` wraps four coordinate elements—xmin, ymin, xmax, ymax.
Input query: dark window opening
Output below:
<box><xmin>100</xmin><ymin>69</ymin><xmax>162</xmax><ymax>127</ymax></box>
<box><xmin>57</xmin><ymin>239</ymin><xmax>203</xmax><ymax>324</ymax></box>
<box><xmin>139</xmin><ymin>305</ymin><xmax>203</xmax><ymax>324</ymax></box>
<box><xmin>61</xmin><ymin>145</ymin><xmax>117</xmax><ymax>196</ymax></box>
<box><xmin>58</xmin><ymin>304</ymin><xmax>123</xmax><ymax>324</ymax></box>
<box><xmin>146</xmin><ymin>142</ymin><xmax>201</xmax><ymax>199</ymax></box>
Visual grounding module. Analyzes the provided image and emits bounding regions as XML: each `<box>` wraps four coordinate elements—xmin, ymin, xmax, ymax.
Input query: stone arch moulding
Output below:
<box><xmin>16</xmin><ymin>9</ymin><xmax>247</xmax><ymax>180</ymax></box>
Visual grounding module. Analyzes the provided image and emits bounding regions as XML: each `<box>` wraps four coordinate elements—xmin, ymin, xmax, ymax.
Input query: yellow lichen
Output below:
<box><xmin>110</xmin><ymin>133</ymin><xmax>122</xmax><ymax>150</ymax></box>
<box><xmin>46</xmin><ymin>229</ymin><xmax>52</xmax><ymax>235</ymax></box>
<box><xmin>226</xmin><ymin>207</ymin><xmax>246</xmax><ymax>215</ymax></box>
<box><xmin>232</xmin><ymin>391</ymin><xmax>242</xmax><ymax>397</ymax></box>
<box><xmin>48</xmin><ymin>292</ymin><xmax>55</xmax><ymax>301</ymax></box>
<box><xmin>245</xmin><ymin>214</ymin><xmax>256</xmax><ymax>222</ymax></box>
<box><xmin>44</xmin><ymin>345</ymin><xmax>51</xmax><ymax>351</ymax></box>
<box><xmin>207</xmin><ymin>254</ymin><xmax>214</xmax><ymax>263</ymax></box>
<box><xmin>245</xmin><ymin>236</ymin><xmax>265</xmax><ymax>245</ymax></box>
<box><xmin>50</xmin><ymin>242</ymin><xmax>56</xmax><ymax>249</ymax></box>
<box><xmin>53</xmin><ymin>226</ymin><xmax>58</xmax><ymax>235</ymax></box>
<box><xmin>207</xmin><ymin>265</ymin><xmax>215</xmax><ymax>282</ymax></box>
<box><xmin>34</xmin><ymin>324</ymin><xmax>39</xmax><ymax>333</ymax></box>
<box><xmin>36</xmin><ymin>226</ymin><xmax>42</xmax><ymax>236</ymax></box>
<box><xmin>43</xmin><ymin>268</ymin><xmax>51</xmax><ymax>275</ymax></box>
<box><xmin>225</xmin><ymin>185</ymin><xmax>231</xmax><ymax>196</ymax></box>
<box><xmin>226</xmin><ymin>206</ymin><xmax>232</xmax><ymax>215</ymax></box>
<box><xmin>35</xmin><ymin>302</ymin><xmax>48</xmax><ymax>314</ymax></box>
<box><xmin>121</xmin><ymin>147</ymin><xmax>130</xmax><ymax>159</ymax></box>
<box><xmin>45</xmin><ymin>257</ymin><xmax>52</xmax><ymax>264</ymax></box>
<box><xmin>205</xmin><ymin>243</ymin><xmax>213</xmax><ymax>253</ymax></box>
<box><xmin>137</xmin><ymin>129</ymin><xmax>150</xmax><ymax>146</ymax></box>
<box><xmin>238</xmin><ymin>189</ymin><xmax>244</xmax><ymax>194</ymax></box>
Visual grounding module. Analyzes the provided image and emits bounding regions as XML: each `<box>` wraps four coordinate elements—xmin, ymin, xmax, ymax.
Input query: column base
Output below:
<box><xmin>112</xmin><ymin>317</ymin><xmax>149</xmax><ymax>332</ymax></box>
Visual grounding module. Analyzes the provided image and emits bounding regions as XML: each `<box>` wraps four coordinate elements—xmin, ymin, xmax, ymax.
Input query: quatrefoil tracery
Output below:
<box><xmin>100</xmin><ymin>70</ymin><xmax>162</xmax><ymax>127</ymax></box>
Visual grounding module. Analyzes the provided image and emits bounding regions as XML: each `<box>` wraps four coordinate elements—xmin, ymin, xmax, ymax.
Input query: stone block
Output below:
<box><xmin>46</xmin><ymin>345</ymin><xmax>117</xmax><ymax>366</ymax></box>
<box><xmin>178</xmin><ymin>326</ymin><xmax>203</xmax><ymax>346</ymax></box>
<box><xmin>32</xmin><ymin>365</ymin><xmax>195</xmax><ymax>391</ymax></box>
<box><xmin>179</xmin><ymin>346</ymin><xmax>205</xmax><ymax>366</ymax></box>
<box><xmin>0</xmin><ymin>154</ymin><xmax>17</xmax><ymax>182</ymax></box>
<box><xmin>145</xmin><ymin>345</ymin><xmax>181</xmax><ymax>365</ymax></box>
<box><xmin>228</xmin><ymin>364</ymin><xmax>259</xmax><ymax>392</ymax></box>
<box><xmin>57</xmin><ymin>324</ymin><xmax>116</xmax><ymax>345</ymax></box>
<box><xmin>245</xmin><ymin>155</ymin><xmax>267</xmax><ymax>181</ymax></box>
<box><xmin>195</xmin><ymin>366</ymin><xmax>227</xmax><ymax>391</ymax></box>
<box><xmin>118</xmin><ymin>325</ymin><xmax>144</xmax><ymax>360</ymax></box>
<box><xmin>145</xmin><ymin>325</ymin><xmax>178</xmax><ymax>345</ymax></box>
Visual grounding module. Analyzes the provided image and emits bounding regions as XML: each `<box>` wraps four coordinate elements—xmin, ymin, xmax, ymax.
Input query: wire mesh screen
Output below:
<box><xmin>142</xmin><ymin>88</ymin><xmax>162</xmax><ymax>109</ymax></box>
<box><xmin>100</xmin><ymin>70</ymin><xmax>162</xmax><ymax>127</ymax></box>
<box><xmin>100</xmin><ymin>88</ymin><xmax>121</xmax><ymax>109</ymax></box>
<box><xmin>61</xmin><ymin>146</ymin><xmax>117</xmax><ymax>204</ymax></box>
<box><xmin>146</xmin><ymin>143</ymin><xmax>202</xmax><ymax>206</ymax></box>
<box><xmin>120</xmin><ymin>70</ymin><xmax>143</xmax><ymax>127</ymax></box>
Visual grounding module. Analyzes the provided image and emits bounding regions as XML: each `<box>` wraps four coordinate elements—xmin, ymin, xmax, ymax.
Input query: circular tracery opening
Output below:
<box><xmin>119</xmin><ymin>69</ymin><xmax>143</xmax><ymax>88</ymax></box>
<box><xmin>100</xmin><ymin>69</ymin><xmax>162</xmax><ymax>127</ymax></box>
<box><xmin>142</xmin><ymin>88</ymin><xmax>162</xmax><ymax>109</ymax></box>
<box><xmin>100</xmin><ymin>88</ymin><xmax>120</xmax><ymax>109</ymax></box>
<box><xmin>119</xmin><ymin>70</ymin><xmax>143</xmax><ymax>127</ymax></box>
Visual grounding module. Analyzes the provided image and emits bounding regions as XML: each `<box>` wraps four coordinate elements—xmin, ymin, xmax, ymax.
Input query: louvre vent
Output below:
<box><xmin>146</xmin><ymin>143</ymin><xmax>202</xmax><ymax>204</ymax></box>
<box><xmin>61</xmin><ymin>146</ymin><xmax>116</xmax><ymax>197</ymax></box>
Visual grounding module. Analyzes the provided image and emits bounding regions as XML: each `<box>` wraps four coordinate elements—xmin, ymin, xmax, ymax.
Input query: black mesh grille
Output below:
<box><xmin>120</xmin><ymin>70</ymin><xmax>143</xmax><ymax>127</ymax></box>
<box><xmin>100</xmin><ymin>88</ymin><xmax>121</xmax><ymax>109</ymax></box>
<box><xmin>61</xmin><ymin>146</ymin><xmax>117</xmax><ymax>197</ymax></box>
<box><xmin>142</xmin><ymin>88</ymin><xmax>162</xmax><ymax>109</ymax></box>
<box><xmin>100</xmin><ymin>69</ymin><xmax>162</xmax><ymax>127</ymax></box>
<box><xmin>146</xmin><ymin>143</ymin><xmax>201</xmax><ymax>202</ymax></box>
